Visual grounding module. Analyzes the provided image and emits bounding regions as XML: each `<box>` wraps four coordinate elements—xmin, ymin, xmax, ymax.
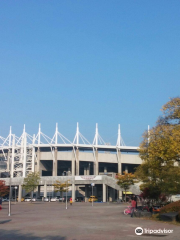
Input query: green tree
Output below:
<box><xmin>22</xmin><ymin>172</ymin><xmax>40</xmax><ymax>200</ymax></box>
<box><xmin>135</xmin><ymin>97</ymin><xmax>180</xmax><ymax>202</ymax></box>
<box><xmin>53</xmin><ymin>180</ymin><xmax>70</xmax><ymax>202</ymax></box>
<box><xmin>116</xmin><ymin>171</ymin><xmax>136</xmax><ymax>202</ymax></box>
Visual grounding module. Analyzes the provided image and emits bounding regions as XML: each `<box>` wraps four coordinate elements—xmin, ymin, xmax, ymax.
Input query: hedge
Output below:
<box><xmin>160</xmin><ymin>200</ymin><xmax>180</xmax><ymax>221</ymax></box>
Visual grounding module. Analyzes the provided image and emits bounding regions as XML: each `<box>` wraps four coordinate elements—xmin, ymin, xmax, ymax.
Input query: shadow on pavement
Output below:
<box><xmin>0</xmin><ymin>219</ymin><xmax>12</xmax><ymax>224</ymax></box>
<box><xmin>0</xmin><ymin>229</ymin><xmax>68</xmax><ymax>240</ymax></box>
<box><xmin>142</xmin><ymin>234</ymin><xmax>167</xmax><ymax>237</ymax></box>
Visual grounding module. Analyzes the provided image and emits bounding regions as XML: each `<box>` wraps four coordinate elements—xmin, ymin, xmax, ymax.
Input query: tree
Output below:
<box><xmin>135</xmin><ymin>97</ymin><xmax>180</xmax><ymax>201</ymax></box>
<box><xmin>22</xmin><ymin>172</ymin><xmax>40</xmax><ymax>200</ymax></box>
<box><xmin>116</xmin><ymin>171</ymin><xmax>136</xmax><ymax>202</ymax></box>
<box><xmin>0</xmin><ymin>180</ymin><xmax>9</xmax><ymax>197</ymax></box>
<box><xmin>53</xmin><ymin>180</ymin><xmax>70</xmax><ymax>202</ymax></box>
<box><xmin>139</xmin><ymin>97</ymin><xmax>180</xmax><ymax>164</ymax></box>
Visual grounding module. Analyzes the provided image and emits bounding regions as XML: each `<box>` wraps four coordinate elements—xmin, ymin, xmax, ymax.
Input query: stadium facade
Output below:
<box><xmin>0</xmin><ymin>123</ymin><xmax>142</xmax><ymax>202</ymax></box>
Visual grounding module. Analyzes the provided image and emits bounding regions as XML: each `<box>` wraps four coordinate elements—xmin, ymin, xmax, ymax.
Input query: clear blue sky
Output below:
<box><xmin>0</xmin><ymin>1</ymin><xmax>180</xmax><ymax>146</ymax></box>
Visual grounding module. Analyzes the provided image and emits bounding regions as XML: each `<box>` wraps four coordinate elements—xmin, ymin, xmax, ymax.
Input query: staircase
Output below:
<box><xmin>104</xmin><ymin>175</ymin><xmax>141</xmax><ymax>195</ymax></box>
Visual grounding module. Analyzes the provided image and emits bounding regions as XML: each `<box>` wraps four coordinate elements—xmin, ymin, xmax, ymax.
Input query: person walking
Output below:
<box><xmin>70</xmin><ymin>197</ymin><xmax>73</xmax><ymax>206</ymax></box>
<box><xmin>133</xmin><ymin>195</ymin><xmax>137</xmax><ymax>209</ymax></box>
<box><xmin>131</xmin><ymin>198</ymin><xmax>136</xmax><ymax>217</ymax></box>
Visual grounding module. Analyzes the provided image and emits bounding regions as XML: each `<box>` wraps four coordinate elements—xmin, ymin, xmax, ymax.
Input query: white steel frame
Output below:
<box><xmin>0</xmin><ymin>123</ymin><xmax>139</xmax><ymax>178</ymax></box>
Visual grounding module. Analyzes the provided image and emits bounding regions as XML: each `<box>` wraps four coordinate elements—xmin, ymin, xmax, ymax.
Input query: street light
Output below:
<box><xmin>8</xmin><ymin>171</ymin><xmax>11</xmax><ymax>216</ymax></box>
<box><xmin>49</xmin><ymin>183</ymin><xmax>50</xmax><ymax>202</ymax></box>
<box><xmin>91</xmin><ymin>183</ymin><xmax>95</xmax><ymax>207</ymax></box>
<box><xmin>63</xmin><ymin>171</ymin><xmax>68</xmax><ymax>210</ymax></box>
<box><xmin>14</xmin><ymin>186</ymin><xmax>17</xmax><ymax>204</ymax></box>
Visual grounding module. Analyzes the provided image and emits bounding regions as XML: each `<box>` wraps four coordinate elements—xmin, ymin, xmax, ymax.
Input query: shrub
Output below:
<box><xmin>160</xmin><ymin>200</ymin><xmax>180</xmax><ymax>221</ymax></box>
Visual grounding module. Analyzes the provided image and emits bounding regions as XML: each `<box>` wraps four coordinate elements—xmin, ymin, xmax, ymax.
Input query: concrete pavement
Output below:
<box><xmin>0</xmin><ymin>202</ymin><xmax>179</xmax><ymax>240</ymax></box>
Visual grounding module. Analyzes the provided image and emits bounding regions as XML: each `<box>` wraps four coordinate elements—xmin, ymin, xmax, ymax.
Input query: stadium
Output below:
<box><xmin>0</xmin><ymin>123</ymin><xmax>142</xmax><ymax>202</ymax></box>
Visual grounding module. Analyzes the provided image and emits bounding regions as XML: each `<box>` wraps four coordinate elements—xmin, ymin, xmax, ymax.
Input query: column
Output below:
<box><xmin>84</xmin><ymin>167</ymin><xmax>87</xmax><ymax>175</ymax></box>
<box><xmin>85</xmin><ymin>185</ymin><xmax>88</xmax><ymax>202</ymax></box>
<box><xmin>118</xmin><ymin>190</ymin><xmax>123</xmax><ymax>200</ymax></box>
<box><xmin>125</xmin><ymin>165</ymin><xmax>128</xmax><ymax>173</ymax></box>
<box><xmin>72</xmin><ymin>184</ymin><xmax>75</xmax><ymax>202</ymax></box>
<box><xmin>117</xmin><ymin>151</ymin><xmax>122</xmax><ymax>199</ymax></box>
<box><xmin>71</xmin><ymin>150</ymin><xmax>75</xmax><ymax>176</ymax></box>
<box><xmin>87</xmin><ymin>164</ymin><xmax>90</xmax><ymax>175</ymax></box>
<box><xmin>103</xmin><ymin>184</ymin><xmax>106</xmax><ymax>202</ymax></box>
<box><xmin>18</xmin><ymin>185</ymin><xmax>22</xmax><ymax>202</ymax></box>
<box><xmin>76</xmin><ymin>149</ymin><xmax>79</xmax><ymax>175</ymax></box>
<box><xmin>95</xmin><ymin>150</ymin><xmax>99</xmax><ymax>175</ymax></box>
<box><xmin>44</xmin><ymin>183</ymin><xmax>47</xmax><ymax>198</ymax></box>
<box><xmin>117</xmin><ymin>150</ymin><xmax>122</xmax><ymax>174</ymax></box>
<box><xmin>109</xmin><ymin>187</ymin><xmax>115</xmax><ymax>202</ymax></box>
<box><xmin>36</xmin><ymin>148</ymin><xmax>40</xmax><ymax>174</ymax></box>
<box><xmin>53</xmin><ymin>147</ymin><xmax>57</xmax><ymax>176</ymax></box>
<box><xmin>7</xmin><ymin>151</ymin><xmax>10</xmax><ymax>172</ymax></box>
<box><xmin>36</xmin><ymin>185</ymin><xmax>41</xmax><ymax>198</ymax></box>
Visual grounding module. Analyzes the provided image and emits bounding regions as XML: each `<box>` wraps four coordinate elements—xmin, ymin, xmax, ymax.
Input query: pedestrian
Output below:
<box><xmin>70</xmin><ymin>197</ymin><xmax>72</xmax><ymax>206</ymax></box>
<box><xmin>131</xmin><ymin>198</ymin><xmax>136</xmax><ymax>217</ymax></box>
<box><xmin>133</xmin><ymin>195</ymin><xmax>137</xmax><ymax>209</ymax></box>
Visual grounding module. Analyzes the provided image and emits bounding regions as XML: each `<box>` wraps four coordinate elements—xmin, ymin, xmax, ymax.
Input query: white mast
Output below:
<box><xmin>76</xmin><ymin>122</ymin><xmax>79</xmax><ymax>145</ymax></box>
<box><xmin>55</xmin><ymin>123</ymin><xmax>58</xmax><ymax>145</ymax></box>
<box><xmin>23</xmin><ymin>125</ymin><xmax>27</xmax><ymax>177</ymax></box>
<box><xmin>116</xmin><ymin>124</ymin><xmax>121</xmax><ymax>147</ymax></box>
<box><xmin>95</xmin><ymin>123</ymin><xmax>98</xmax><ymax>145</ymax></box>
<box><xmin>32</xmin><ymin>134</ymin><xmax>35</xmax><ymax>172</ymax></box>
<box><xmin>38</xmin><ymin>123</ymin><xmax>41</xmax><ymax>145</ymax></box>
<box><xmin>9</xmin><ymin>126</ymin><xmax>12</xmax><ymax>147</ymax></box>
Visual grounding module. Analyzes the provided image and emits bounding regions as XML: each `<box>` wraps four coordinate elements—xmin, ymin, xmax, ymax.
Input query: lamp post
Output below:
<box><xmin>49</xmin><ymin>183</ymin><xmax>50</xmax><ymax>202</ymax></box>
<box><xmin>8</xmin><ymin>172</ymin><xmax>11</xmax><ymax>216</ymax></box>
<box><xmin>63</xmin><ymin>171</ymin><xmax>68</xmax><ymax>210</ymax></box>
<box><xmin>14</xmin><ymin>186</ymin><xmax>17</xmax><ymax>204</ymax></box>
<box><xmin>65</xmin><ymin>174</ymin><xmax>68</xmax><ymax>210</ymax></box>
<box><xmin>91</xmin><ymin>183</ymin><xmax>95</xmax><ymax>207</ymax></box>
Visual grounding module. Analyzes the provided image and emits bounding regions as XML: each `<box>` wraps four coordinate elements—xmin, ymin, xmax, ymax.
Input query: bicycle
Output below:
<box><xmin>124</xmin><ymin>206</ymin><xmax>137</xmax><ymax>215</ymax></box>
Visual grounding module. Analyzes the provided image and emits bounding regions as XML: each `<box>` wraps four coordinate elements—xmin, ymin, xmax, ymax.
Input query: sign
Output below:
<box><xmin>75</xmin><ymin>176</ymin><xmax>102</xmax><ymax>181</ymax></box>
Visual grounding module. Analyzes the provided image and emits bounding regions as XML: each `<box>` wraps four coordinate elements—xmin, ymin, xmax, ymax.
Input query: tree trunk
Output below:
<box><xmin>31</xmin><ymin>190</ymin><xmax>33</xmax><ymax>203</ymax></box>
<box><xmin>61</xmin><ymin>191</ymin><xmax>63</xmax><ymax>202</ymax></box>
<box><xmin>125</xmin><ymin>191</ymin><xmax>126</xmax><ymax>203</ymax></box>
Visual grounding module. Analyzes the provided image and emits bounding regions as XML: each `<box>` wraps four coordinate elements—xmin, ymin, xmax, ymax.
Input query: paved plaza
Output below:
<box><xmin>0</xmin><ymin>202</ymin><xmax>180</xmax><ymax>240</ymax></box>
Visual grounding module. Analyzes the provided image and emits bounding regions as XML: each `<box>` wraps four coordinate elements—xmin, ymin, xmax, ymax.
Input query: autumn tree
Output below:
<box><xmin>53</xmin><ymin>180</ymin><xmax>70</xmax><ymax>202</ymax></box>
<box><xmin>22</xmin><ymin>172</ymin><xmax>40</xmax><ymax>200</ymax></box>
<box><xmin>135</xmin><ymin>97</ymin><xmax>180</xmax><ymax>201</ymax></box>
<box><xmin>0</xmin><ymin>180</ymin><xmax>9</xmax><ymax>197</ymax></box>
<box><xmin>116</xmin><ymin>171</ymin><xmax>136</xmax><ymax>202</ymax></box>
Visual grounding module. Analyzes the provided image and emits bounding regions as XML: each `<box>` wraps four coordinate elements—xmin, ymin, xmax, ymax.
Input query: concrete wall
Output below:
<box><xmin>79</xmin><ymin>152</ymin><xmax>94</xmax><ymax>161</ymax></box>
<box><xmin>40</xmin><ymin>151</ymin><xmax>141</xmax><ymax>165</ymax></box>
<box><xmin>121</xmin><ymin>154</ymin><xmax>142</xmax><ymax>164</ymax></box>
<box><xmin>98</xmin><ymin>153</ymin><xmax>117</xmax><ymax>163</ymax></box>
